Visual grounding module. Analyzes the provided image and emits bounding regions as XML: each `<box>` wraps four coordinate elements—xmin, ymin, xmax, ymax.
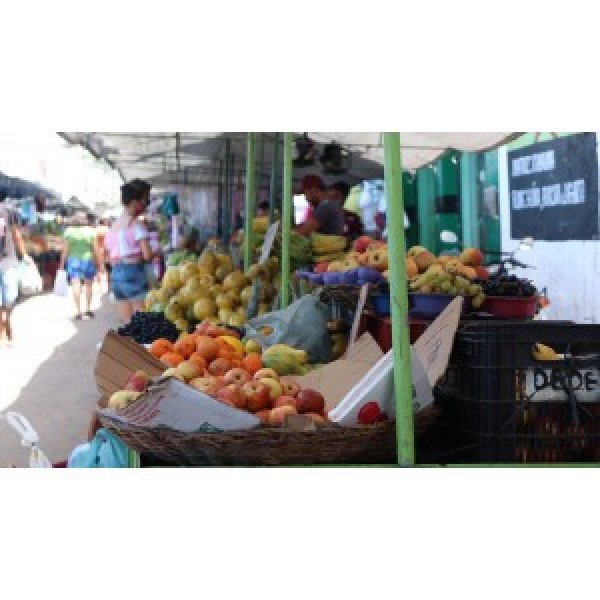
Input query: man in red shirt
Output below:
<box><xmin>295</xmin><ymin>175</ymin><xmax>345</xmax><ymax>237</ymax></box>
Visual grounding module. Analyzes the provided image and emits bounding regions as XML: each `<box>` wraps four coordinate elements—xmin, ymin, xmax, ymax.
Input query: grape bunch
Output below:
<box><xmin>481</xmin><ymin>274</ymin><xmax>537</xmax><ymax>298</ymax></box>
<box><xmin>117</xmin><ymin>311</ymin><xmax>180</xmax><ymax>344</ymax></box>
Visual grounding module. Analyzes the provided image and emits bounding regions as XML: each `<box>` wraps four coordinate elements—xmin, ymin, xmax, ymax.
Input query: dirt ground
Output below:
<box><xmin>0</xmin><ymin>286</ymin><xmax>119</xmax><ymax>467</ymax></box>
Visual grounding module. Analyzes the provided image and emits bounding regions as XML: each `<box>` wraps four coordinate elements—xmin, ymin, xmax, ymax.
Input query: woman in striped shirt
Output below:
<box><xmin>105</xmin><ymin>181</ymin><xmax>156</xmax><ymax>323</ymax></box>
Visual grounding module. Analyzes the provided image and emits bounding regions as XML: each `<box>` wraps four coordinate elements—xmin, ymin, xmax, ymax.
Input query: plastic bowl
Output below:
<box><xmin>482</xmin><ymin>295</ymin><xmax>538</xmax><ymax>319</ymax></box>
<box><xmin>306</xmin><ymin>273</ymin><xmax>324</xmax><ymax>285</ymax></box>
<box><xmin>322</xmin><ymin>272</ymin><xmax>343</xmax><ymax>285</ymax></box>
<box><xmin>409</xmin><ymin>293</ymin><xmax>471</xmax><ymax>319</ymax></box>
<box><xmin>371</xmin><ymin>293</ymin><xmax>391</xmax><ymax>316</ymax></box>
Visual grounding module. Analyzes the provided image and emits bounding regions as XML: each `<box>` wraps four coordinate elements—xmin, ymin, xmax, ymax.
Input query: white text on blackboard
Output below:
<box><xmin>512</xmin><ymin>150</ymin><xmax>555</xmax><ymax>177</ymax></box>
<box><xmin>511</xmin><ymin>180</ymin><xmax>585</xmax><ymax>210</ymax></box>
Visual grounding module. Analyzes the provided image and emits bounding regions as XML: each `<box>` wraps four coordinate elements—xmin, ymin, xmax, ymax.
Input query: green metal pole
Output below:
<box><xmin>217</xmin><ymin>159</ymin><xmax>224</xmax><ymax>239</ymax></box>
<box><xmin>383</xmin><ymin>132</ymin><xmax>415</xmax><ymax>466</ymax></box>
<box><xmin>244</xmin><ymin>133</ymin><xmax>257</xmax><ymax>271</ymax></box>
<box><xmin>223</xmin><ymin>138</ymin><xmax>231</xmax><ymax>244</ymax></box>
<box><xmin>269</xmin><ymin>133</ymin><xmax>279</xmax><ymax>224</ymax></box>
<box><xmin>228</xmin><ymin>154</ymin><xmax>235</xmax><ymax>239</ymax></box>
<box><xmin>281</xmin><ymin>132</ymin><xmax>293</xmax><ymax>308</ymax></box>
<box><xmin>460</xmin><ymin>151</ymin><xmax>479</xmax><ymax>248</ymax></box>
<box><xmin>256</xmin><ymin>133</ymin><xmax>264</xmax><ymax>197</ymax></box>
<box><xmin>417</xmin><ymin>167</ymin><xmax>436</xmax><ymax>252</ymax></box>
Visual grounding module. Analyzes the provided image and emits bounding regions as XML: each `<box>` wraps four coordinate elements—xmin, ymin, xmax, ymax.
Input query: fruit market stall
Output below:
<box><xmin>73</xmin><ymin>131</ymin><xmax>600</xmax><ymax>467</ymax></box>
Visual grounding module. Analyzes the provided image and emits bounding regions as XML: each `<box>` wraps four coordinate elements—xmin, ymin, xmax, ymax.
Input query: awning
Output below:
<box><xmin>60</xmin><ymin>132</ymin><xmax>520</xmax><ymax>187</ymax></box>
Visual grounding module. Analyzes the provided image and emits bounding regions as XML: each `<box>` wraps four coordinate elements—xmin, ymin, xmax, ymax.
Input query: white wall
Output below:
<box><xmin>498</xmin><ymin>138</ymin><xmax>600</xmax><ymax>323</ymax></box>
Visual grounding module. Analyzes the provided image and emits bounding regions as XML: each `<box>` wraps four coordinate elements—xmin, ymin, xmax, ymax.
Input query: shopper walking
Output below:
<box><xmin>105</xmin><ymin>180</ymin><xmax>155</xmax><ymax>324</ymax></box>
<box><xmin>0</xmin><ymin>194</ymin><xmax>33</xmax><ymax>345</ymax></box>
<box><xmin>59</xmin><ymin>211</ymin><xmax>102</xmax><ymax>320</ymax></box>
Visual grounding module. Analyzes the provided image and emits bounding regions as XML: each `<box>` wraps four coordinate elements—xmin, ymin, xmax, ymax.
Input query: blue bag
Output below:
<box><xmin>67</xmin><ymin>428</ymin><xmax>129</xmax><ymax>468</ymax></box>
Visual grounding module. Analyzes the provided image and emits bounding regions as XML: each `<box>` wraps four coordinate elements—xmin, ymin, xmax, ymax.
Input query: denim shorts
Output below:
<box><xmin>0</xmin><ymin>266</ymin><xmax>19</xmax><ymax>308</ymax></box>
<box><xmin>66</xmin><ymin>257</ymin><xmax>97</xmax><ymax>281</ymax></box>
<box><xmin>111</xmin><ymin>262</ymin><xmax>148</xmax><ymax>302</ymax></box>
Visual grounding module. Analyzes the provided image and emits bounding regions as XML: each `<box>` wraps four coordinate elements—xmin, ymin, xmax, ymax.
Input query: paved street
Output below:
<box><xmin>0</xmin><ymin>286</ymin><xmax>119</xmax><ymax>467</ymax></box>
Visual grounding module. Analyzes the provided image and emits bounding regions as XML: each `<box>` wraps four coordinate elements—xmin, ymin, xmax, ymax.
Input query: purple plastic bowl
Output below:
<box><xmin>323</xmin><ymin>272</ymin><xmax>343</xmax><ymax>285</ymax></box>
<box><xmin>307</xmin><ymin>273</ymin><xmax>324</xmax><ymax>285</ymax></box>
<box><xmin>357</xmin><ymin>267</ymin><xmax>382</xmax><ymax>283</ymax></box>
<box><xmin>339</xmin><ymin>270</ymin><xmax>359</xmax><ymax>285</ymax></box>
<box><xmin>409</xmin><ymin>293</ymin><xmax>472</xmax><ymax>319</ymax></box>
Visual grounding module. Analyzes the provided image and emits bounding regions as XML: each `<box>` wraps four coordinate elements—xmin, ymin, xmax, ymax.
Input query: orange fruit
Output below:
<box><xmin>174</xmin><ymin>334</ymin><xmax>198</xmax><ymax>359</ymax></box>
<box><xmin>242</xmin><ymin>353</ymin><xmax>262</xmax><ymax>376</ymax></box>
<box><xmin>161</xmin><ymin>352</ymin><xmax>185</xmax><ymax>367</ymax></box>
<box><xmin>149</xmin><ymin>338</ymin><xmax>174</xmax><ymax>358</ymax></box>
<box><xmin>196</xmin><ymin>336</ymin><xmax>220</xmax><ymax>361</ymax></box>
<box><xmin>188</xmin><ymin>352</ymin><xmax>208</xmax><ymax>372</ymax></box>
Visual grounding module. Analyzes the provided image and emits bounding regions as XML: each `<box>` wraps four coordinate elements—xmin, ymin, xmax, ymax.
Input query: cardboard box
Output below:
<box><xmin>94</xmin><ymin>331</ymin><xmax>165</xmax><ymax>397</ymax></box>
<box><xmin>298</xmin><ymin>297</ymin><xmax>464</xmax><ymax>423</ymax></box>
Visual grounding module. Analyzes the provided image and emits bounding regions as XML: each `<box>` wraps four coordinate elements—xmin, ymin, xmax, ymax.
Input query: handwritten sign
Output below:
<box><xmin>259</xmin><ymin>221</ymin><xmax>280</xmax><ymax>265</ymax></box>
<box><xmin>412</xmin><ymin>296</ymin><xmax>463</xmax><ymax>387</ymax></box>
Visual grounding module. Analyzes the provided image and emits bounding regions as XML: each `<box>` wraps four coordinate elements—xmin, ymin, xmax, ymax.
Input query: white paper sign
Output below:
<box><xmin>259</xmin><ymin>221</ymin><xmax>279</xmax><ymax>265</ymax></box>
<box><xmin>100</xmin><ymin>378</ymin><xmax>260</xmax><ymax>433</ymax></box>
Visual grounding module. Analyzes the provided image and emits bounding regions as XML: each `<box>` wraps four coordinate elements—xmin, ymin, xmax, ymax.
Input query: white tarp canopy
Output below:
<box><xmin>60</xmin><ymin>132</ymin><xmax>519</xmax><ymax>187</ymax></box>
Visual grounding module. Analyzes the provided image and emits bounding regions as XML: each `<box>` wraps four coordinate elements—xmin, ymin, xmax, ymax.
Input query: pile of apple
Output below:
<box><xmin>107</xmin><ymin>366</ymin><xmax>327</xmax><ymax>428</ymax></box>
<box><xmin>110</xmin><ymin>320</ymin><xmax>329</xmax><ymax>428</ymax></box>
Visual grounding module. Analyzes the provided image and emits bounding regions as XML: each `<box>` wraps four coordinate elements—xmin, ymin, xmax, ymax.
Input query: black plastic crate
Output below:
<box><xmin>437</xmin><ymin>321</ymin><xmax>600</xmax><ymax>463</ymax></box>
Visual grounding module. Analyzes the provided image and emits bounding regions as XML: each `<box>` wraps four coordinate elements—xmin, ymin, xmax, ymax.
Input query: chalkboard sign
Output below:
<box><xmin>508</xmin><ymin>133</ymin><xmax>599</xmax><ymax>241</ymax></box>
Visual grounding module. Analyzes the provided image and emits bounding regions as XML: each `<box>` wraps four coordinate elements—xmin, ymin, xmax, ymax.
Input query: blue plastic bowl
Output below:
<box><xmin>409</xmin><ymin>293</ymin><xmax>471</xmax><ymax>319</ymax></box>
<box><xmin>371</xmin><ymin>293</ymin><xmax>391</xmax><ymax>316</ymax></box>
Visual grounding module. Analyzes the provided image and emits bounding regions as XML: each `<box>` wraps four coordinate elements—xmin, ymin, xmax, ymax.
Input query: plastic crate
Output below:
<box><xmin>437</xmin><ymin>321</ymin><xmax>600</xmax><ymax>463</ymax></box>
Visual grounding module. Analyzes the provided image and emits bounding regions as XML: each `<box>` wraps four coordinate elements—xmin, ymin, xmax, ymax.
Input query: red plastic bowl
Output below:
<box><xmin>481</xmin><ymin>295</ymin><xmax>538</xmax><ymax>319</ymax></box>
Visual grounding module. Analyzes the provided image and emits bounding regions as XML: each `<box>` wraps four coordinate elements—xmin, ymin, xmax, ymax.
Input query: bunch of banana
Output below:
<box><xmin>409</xmin><ymin>264</ymin><xmax>486</xmax><ymax>308</ymax></box>
<box><xmin>310</xmin><ymin>233</ymin><xmax>348</xmax><ymax>260</ymax></box>
<box><xmin>532</xmin><ymin>343</ymin><xmax>561</xmax><ymax>361</ymax></box>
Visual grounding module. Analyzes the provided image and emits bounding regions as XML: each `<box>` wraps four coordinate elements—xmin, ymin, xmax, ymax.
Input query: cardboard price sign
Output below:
<box><xmin>258</xmin><ymin>221</ymin><xmax>280</xmax><ymax>265</ymax></box>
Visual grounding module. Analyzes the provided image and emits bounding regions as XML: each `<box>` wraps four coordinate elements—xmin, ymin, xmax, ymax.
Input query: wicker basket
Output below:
<box><xmin>98</xmin><ymin>405</ymin><xmax>440</xmax><ymax>467</ymax></box>
<box><xmin>318</xmin><ymin>284</ymin><xmax>383</xmax><ymax>310</ymax></box>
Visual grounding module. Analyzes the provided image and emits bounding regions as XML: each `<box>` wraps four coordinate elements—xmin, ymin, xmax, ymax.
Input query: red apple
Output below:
<box><xmin>223</xmin><ymin>368</ymin><xmax>251</xmax><ymax>386</ymax></box>
<box><xmin>208</xmin><ymin>357</ymin><xmax>232</xmax><ymax>377</ymax></box>
<box><xmin>217</xmin><ymin>384</ymin><xmax>247</xmax><ymax>410</ymax></box>
<box><xmin>280</xmin><ymin>378</ymin><xmax>301</xmax><ymax>397</ymax></box>
<box><xmin>296</xmin><ymin>389</ymin><xmax>325</xmax><ymax>414</ymax></box>
<box><xmin>125</xmin><ymin>370</ymin><xmax>149</xmax><ymax>393</ymax></box>
<box><xmin>242</xmin><ymin>380</ymin><xmax>271</xmax><ymax>412</ymax></box>
<box><xmin>273</xmin><ymin>395</ymin><xmax>298</xmax><ymax>409</ymax></box>
<box><xmin>354</xmin><ymin>235</ymin><xmax>373</xmax><ymax>254</ymax></box>
<box><xmin>259</xmin><ymin>377</ymin><xmax>283</xmax><ymax>400</ymax></box>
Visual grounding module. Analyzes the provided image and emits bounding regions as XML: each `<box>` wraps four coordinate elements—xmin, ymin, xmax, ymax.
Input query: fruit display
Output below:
<box><xmin>118</xmin><ymin>311</ymin><xmax>180</xmax><ymax>344</ymax></box>
<box><xmin>146</xmin><ymin>248</ymin><xmax>280</xmax><ymax>332</ymax></box>
<box><xmin>406</xmin><ymin>245</ymin><xmax>487</xmax><ymax>309</ymax></box>
<box><xmin>109</xmin><ymin>323</ymin><xmax>329</xmax><ymax>428</ymax></box>
<box><xmin>481</xmin><ymin>274</ymin><xmax>537</xmax><ymax>298</ymax></box>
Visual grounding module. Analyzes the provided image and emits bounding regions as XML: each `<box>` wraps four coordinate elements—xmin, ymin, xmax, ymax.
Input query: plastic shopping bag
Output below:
<box><xmin>2</xmin><ymin>412</ymin><xmax>53</xmax><ymax>468</ymax></box>
<box><xmin>18</xmin><ymin>260</ymin><xmax>43</xmax><ymax>297</ymax></box>
<box><xmin>245</xmin><ymin>294</ymin><xmax>332</xmax><ymax>364</ymax></box>
<box><xmin>67</xmin><ymin>428</ymin><xmax>129</xmax><ymax>468</ymax></box>
<box><xmin>53</xmin><ymin>268</ymin><xmax>69</xmax><ymax>297</ymax></box>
